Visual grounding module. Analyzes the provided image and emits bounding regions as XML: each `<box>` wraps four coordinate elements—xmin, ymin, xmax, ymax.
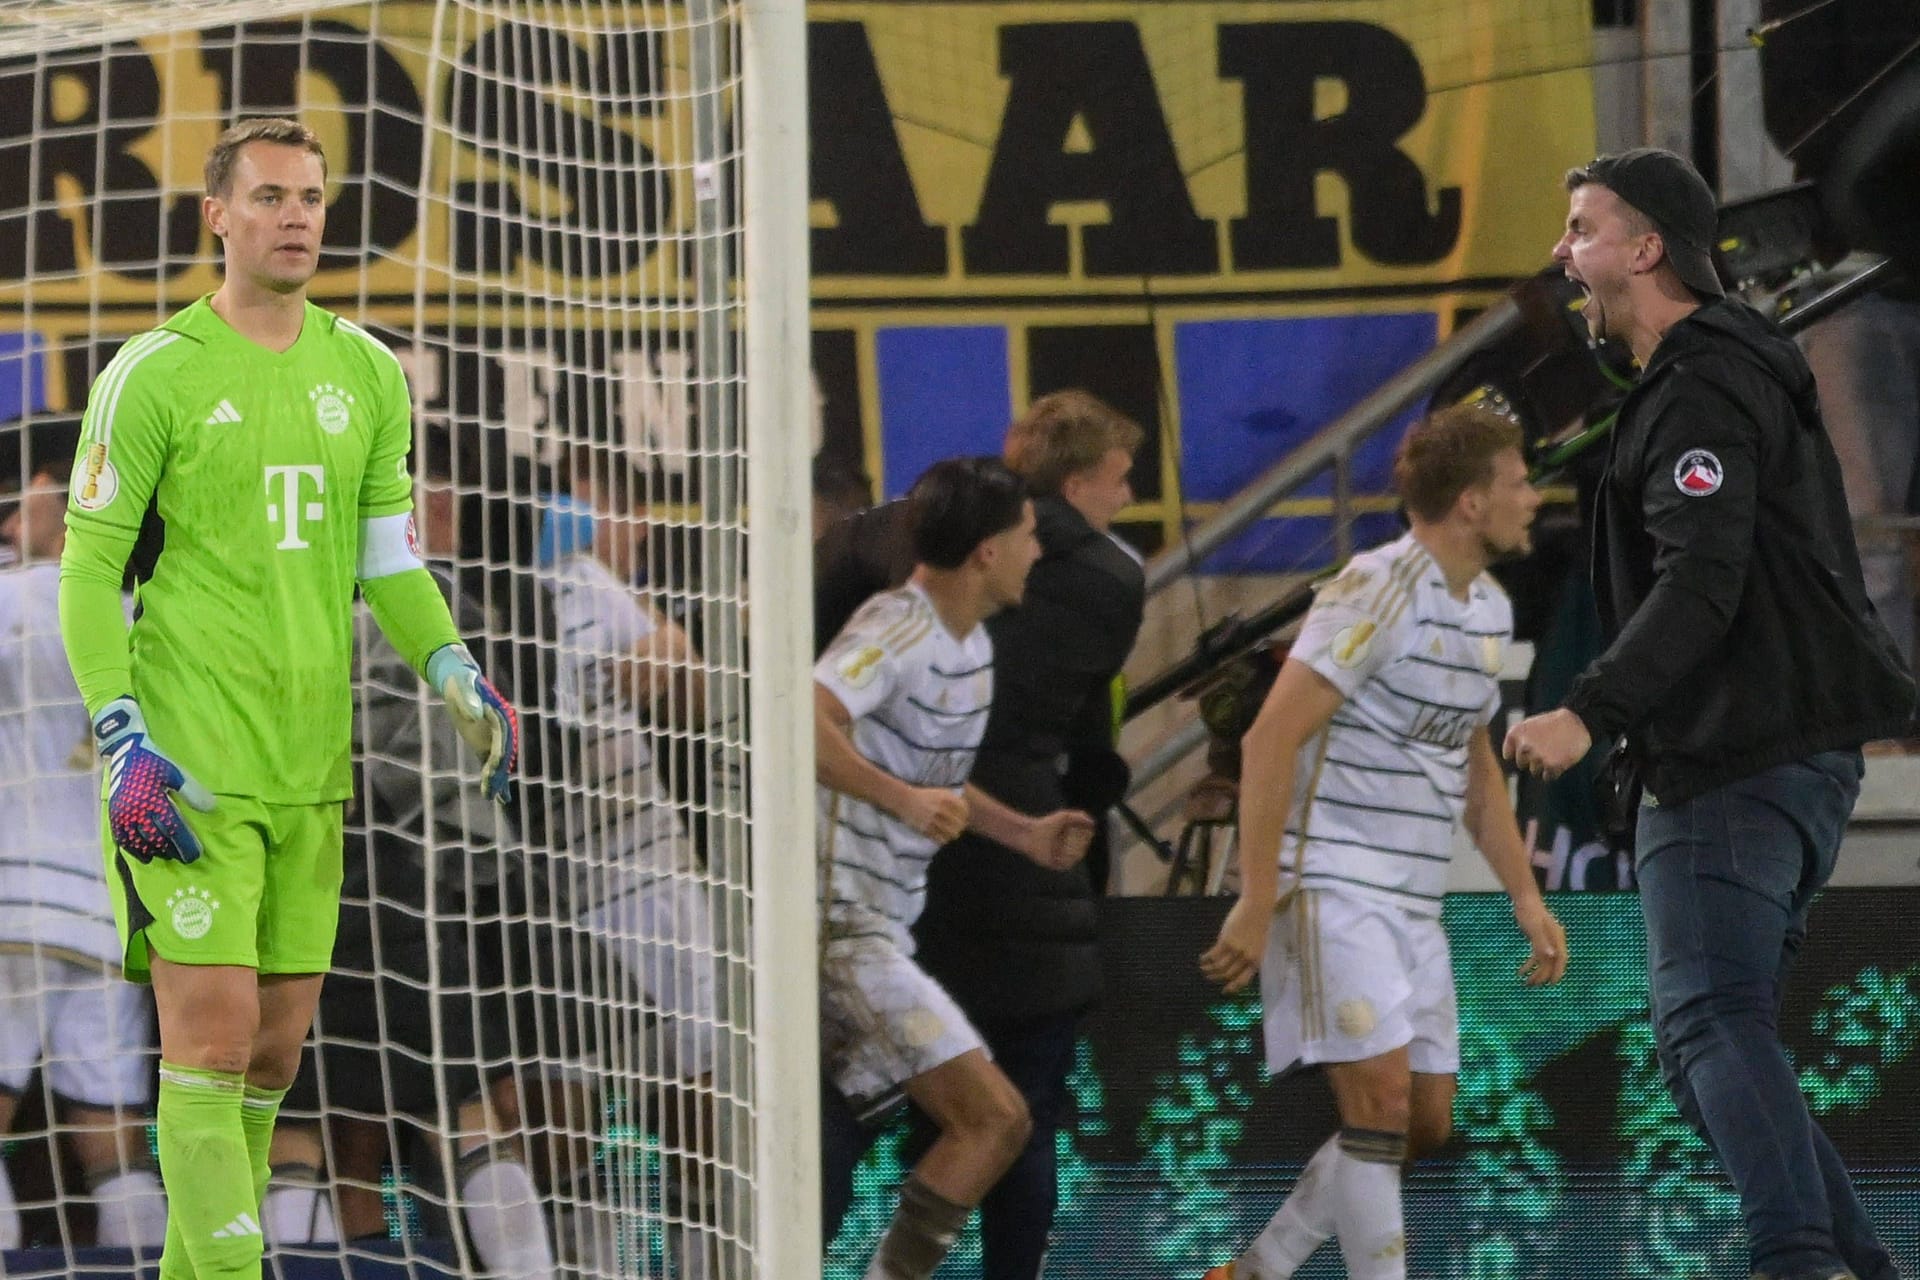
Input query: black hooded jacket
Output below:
<box><xmin>1563</xmin><ymin>298</ymin><xmax>1915</xmax><ymax>803</ymax></box>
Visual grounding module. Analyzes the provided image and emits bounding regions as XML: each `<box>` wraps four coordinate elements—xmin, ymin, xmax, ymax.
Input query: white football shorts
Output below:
<box><xmin>0</xmin><ymin>950</ymin><xmax>156</xmax><ymax>1108</ymax></box>
<box><xmin>820</xmin><ymin>934</ymin><xmax>985</xmax><ymax>1121</ymax></box>
<box><xmin>1261</xmin><ymin>888</ymin><xmax>1459</xmax><ymax>1076</ymax></box>
<box><xmin>585</xmin><ymin>872</ymin><xmax>721</xmax><ymax>1082</ymax></box>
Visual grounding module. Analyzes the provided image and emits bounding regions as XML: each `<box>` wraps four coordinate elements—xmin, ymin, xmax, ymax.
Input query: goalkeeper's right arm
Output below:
<box><xmin>61</xmin><ymin>521</ymin><xmax>213</xmax><ymax>864</ymax></box>
<box><xmin>59</xmin><ymin>519</ymin><xmax>137</xmax><ymax>716</ymax></box>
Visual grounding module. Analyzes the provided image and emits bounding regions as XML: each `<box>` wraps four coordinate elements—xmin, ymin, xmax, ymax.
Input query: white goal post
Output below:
<box><xmin>0</xmin><ymin>1</ymin><xmax>815</xmax><ymax>1277</ymax></box>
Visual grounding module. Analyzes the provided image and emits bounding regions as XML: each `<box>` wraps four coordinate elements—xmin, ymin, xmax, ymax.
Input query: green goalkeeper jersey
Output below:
<box><xmin>62</xmin><ymin>297</ymin><xmax>423</xmax><ymax>803</ymax></box>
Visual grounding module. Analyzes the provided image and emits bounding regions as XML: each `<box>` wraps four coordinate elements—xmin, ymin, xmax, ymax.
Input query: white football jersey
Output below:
<box><xmin>0</xmin><ymin>561</ymin><xmax>122</xmax><ymax>966</ymax></box>
<box><xmin>815</xmin><ymin>582</ymin><xmax>994</xmax><ymax>951</ymax></box>
<box><xmin>549</xmin><ymin>552</ymin><xmax>696</xmax><ymax>910</ymax></box>
<box><xmin>1279</xmin><ymin>533</ymin><xmax>1511</xmax><ymax>917</ymax></box>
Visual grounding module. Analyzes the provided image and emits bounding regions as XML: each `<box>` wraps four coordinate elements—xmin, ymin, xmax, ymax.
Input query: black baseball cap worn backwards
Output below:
<box><xmin>1581</xmin><ymin>147</ymin><xmax>1725</xmax><ymax>299</ymax></box>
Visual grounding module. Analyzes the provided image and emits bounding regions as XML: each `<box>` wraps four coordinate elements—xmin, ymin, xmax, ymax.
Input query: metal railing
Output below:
<box><xmin>1126</xmin><ymin>297</ymin><xmax>1526</xmax><ymax>802</ymax></box>
<box><xmin>1142</xmin><ymin>297</ymin><xmax>1523</xmax><ymax>597</ymax></box>
<box><xmin>1122</xmin><ymin>256</ymin><xmax>1896</xmax><ymax>806</ymax></box>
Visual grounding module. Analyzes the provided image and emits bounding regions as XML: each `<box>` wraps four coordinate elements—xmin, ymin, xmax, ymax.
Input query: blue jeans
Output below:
<box><xmin>1637</xmin><ymin>751</ymin><xmax>1894</xmax><ymax>1280</ymax></box>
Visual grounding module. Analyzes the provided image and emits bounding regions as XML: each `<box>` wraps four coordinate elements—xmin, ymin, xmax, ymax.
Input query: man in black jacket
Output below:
<box><xmin>907</xmin><ymin>391</ymin><xmax>1143</xmax><ymax>1279</ymax></box>
<box><xmin>1506</xmin><ymin>149</ymin><xmax>1915</xmax><ymax>1280</ymax></box>
<box><xmin>814</xmin><ymin>391</ymin><xmax>1146</xmax><ymax>1276</ymax></box>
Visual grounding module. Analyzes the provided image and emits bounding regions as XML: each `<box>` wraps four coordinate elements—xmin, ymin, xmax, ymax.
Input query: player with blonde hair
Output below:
<box><xmin>1199</xmin><ymin>406</ymin><xmax>1566</xmax><ymax>1280</ymax></box>
<box><xmin>59</xmin><ymin>117</ymin><xmax>515</xmax><ymax>1280</ymax></box>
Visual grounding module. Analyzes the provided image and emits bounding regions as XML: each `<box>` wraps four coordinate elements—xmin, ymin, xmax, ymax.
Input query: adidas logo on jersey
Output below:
<box><xmin>204</xmin><ymin>400</ymin><xmax>242</xmax><ymax>426</ymax></box>
<box><xmin>211</xmin><ymin>1211</ymin><xmax>262</xmax><ymax>1239</ymax></box>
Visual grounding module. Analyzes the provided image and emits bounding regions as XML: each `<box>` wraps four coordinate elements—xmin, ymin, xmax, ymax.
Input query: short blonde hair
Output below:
<box><xmin>1394</xmin><ymin>405</ymin><xmax>1523</xmax><ymax>522</ymax></box>
<box><xmin>1002</xmin><ymin>390</ymin><xmax>1145</xmax><ymax>497</ymax></box>
<box><xmin>205</xmin><ymin>117</ymin><xmax>327</xmax><ymax>197</ymax></box>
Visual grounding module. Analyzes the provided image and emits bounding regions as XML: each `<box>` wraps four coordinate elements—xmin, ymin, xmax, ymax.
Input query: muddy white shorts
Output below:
<box><xmin>820</xmin><ymin>934</ymin><xmax>985</xmax><ymax>1121</ymax></box>
<box><xmin>585</xmin><ymin>873</ymin><xmax>721</xmax><ymax>1081</ymax></box>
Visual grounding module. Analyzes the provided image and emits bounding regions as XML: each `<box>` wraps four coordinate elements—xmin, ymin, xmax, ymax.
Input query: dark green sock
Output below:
<box><xmin>156</xmin><ymin>1062</ymin><xmax>260</xmax><ymax>1279</ymax></box>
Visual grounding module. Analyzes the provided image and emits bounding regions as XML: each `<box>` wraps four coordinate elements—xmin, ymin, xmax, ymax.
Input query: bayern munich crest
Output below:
<box><xmin>167</xmin><ymin>885</ymin><xmax>219</xmax><ymax>940</ymax></box>
<box><xmin>309</xmin><ymin>382</ymin><xmax>355</xmax><ymax>435</ymax></box>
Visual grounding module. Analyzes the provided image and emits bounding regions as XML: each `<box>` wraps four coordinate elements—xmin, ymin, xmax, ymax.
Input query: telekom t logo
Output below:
<box><xmin>265</xmin><ymin>465</ymin><xmax>326</xmax><ymax>550</ymax></box>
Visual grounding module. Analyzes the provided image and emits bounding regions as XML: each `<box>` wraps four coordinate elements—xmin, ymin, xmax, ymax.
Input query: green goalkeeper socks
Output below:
<box><xmin>241</xmin><ymin>1082</ymin><xmax>288</xmax><ymax>1208</ymax></box>
<box><xmin>156</xmin><ymin>1062</ymin><xmax>261</xmax><ymax>1280</ymax></box>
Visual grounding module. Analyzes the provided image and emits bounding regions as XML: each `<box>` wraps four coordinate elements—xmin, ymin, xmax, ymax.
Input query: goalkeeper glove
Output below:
<box><xmin>426</xmin><ymin>642</ymin><xmax>519</xmax><ymax>805</ymax></box>
<box><xmin>92</xmin><ymin>696</ymin><xmax>216</xmax><ymax>864</ymax></box>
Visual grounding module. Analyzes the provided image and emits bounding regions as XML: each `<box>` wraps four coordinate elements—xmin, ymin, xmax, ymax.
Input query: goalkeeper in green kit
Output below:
<box><xmin>57</xmin><ymin>117</ymin><xmax>517</xmax><ymax>1280</ymax></box>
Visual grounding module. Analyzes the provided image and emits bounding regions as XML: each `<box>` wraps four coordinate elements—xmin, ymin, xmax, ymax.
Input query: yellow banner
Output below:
<box><xmin>811</xmin><ymin>0</ymin><xmax>1597</xmax><ymax>299</ymax></box>
<box><xmin>0</xmin><ymin>0</ymin><xmax>1594</xmax><ymax>314</ymax></box>
<box><xmin>0</xmin><ymin>4</ymin><xmax>721</xmax><ymax>311</ymax></box>
<box><xmin>0</xmin><ymin>0</ymin><xmax>1596</xmax><ymax>554</ymax></box>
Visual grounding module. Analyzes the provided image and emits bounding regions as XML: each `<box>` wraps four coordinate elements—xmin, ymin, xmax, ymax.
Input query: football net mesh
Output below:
<box><xmin>0</xmin><ymin>2</ymin><xmax>806</xmax><ymax>1277</ymax></box>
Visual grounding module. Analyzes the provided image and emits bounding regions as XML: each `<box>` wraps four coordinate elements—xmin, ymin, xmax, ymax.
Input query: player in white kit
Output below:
<box><xmin>0</xmin><ymin>421</ymin><xmax>168</xmax><ymax>1251</ymax></box>
<box><xmin>815</xmin><ymin>457</ymin><xmax>1094</xmax><ymax>1280</ymax></box>
<box><xmin>1198</xmin><ymin>406</ymin><xmax>1569</xmax><ymax>1280</ymax></box>
<box><xmin>547</xmin><ymin>441</ymin><xmax>727</xmax><ymax>1276</ymax></box>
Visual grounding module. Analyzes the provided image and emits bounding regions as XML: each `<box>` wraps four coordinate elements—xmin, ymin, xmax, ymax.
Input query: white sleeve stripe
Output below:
<box><xmin>86</xmin><ymin>330</ymin><xmax>181</xmax><ymax>453</ymax></box>
<box><xmin>357</xmin><ymin>513</ymin><xmax>422</xmax><ymax>580</ymax></box>
<box><xmin>336</xmin><ymin>318</ymin><xmax>405</xmax><ymax>374</ymax></box>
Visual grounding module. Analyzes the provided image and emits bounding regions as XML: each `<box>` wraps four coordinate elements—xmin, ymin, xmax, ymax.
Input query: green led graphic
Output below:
<box><xmin>1799</xmin><ymin>964</ymin><xmax>1920</xmax><ymax>1114</ymax></box>
<box><xmin>1132</xmin><ymin>992</ymin><xmax>1264</xmax><ymax>1265</ymax></box>
<box><xmin>830</xmin><ymin>894</ymin><xmax>1920</xmax><ymax>1279</ymax></box>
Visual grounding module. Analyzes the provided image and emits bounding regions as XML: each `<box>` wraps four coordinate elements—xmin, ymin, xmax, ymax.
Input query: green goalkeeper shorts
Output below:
<box><xmin>103</xmin><ymin>797</ymin><xmax>344</xmax><ymax>982</ymax></box>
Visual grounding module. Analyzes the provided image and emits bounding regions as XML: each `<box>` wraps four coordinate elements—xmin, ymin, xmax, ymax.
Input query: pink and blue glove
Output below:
<box><xmin>92</xmin><ymin>696</ymin><xmax>216</xmax><ymax>864</ymax></box>
<box><xmin>426</xmin><ymin>643</ymin><xmax>519</xmax><ymax>805</ymax></box>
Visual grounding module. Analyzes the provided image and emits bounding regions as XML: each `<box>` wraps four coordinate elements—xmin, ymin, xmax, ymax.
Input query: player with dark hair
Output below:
<box><xmin>57</xmin><ymin>117</ymin><xmax>516</xmax><ymax>1280</ymax></box>
<box><xmin>1200</xmin><ymin>406</ymin><xmax>1565</xmax><ymax>1280</ymax></box>
<box><xmin>811</xmin><ymin>395</ymin><xmax>1149</xmax><ymax>1262</ymax></box>
<box><xmin>815</xmin><ymin>457</ymin><xmax>1093</xmax><ymax>1280</ymax></box>
<box><xmin>903</xmin><ymin>389</ymin><xmax>1146</xmax><ymax>1277</ymax></box>
<box><xmin>541</xmin><ymin>438</ymin><xmax>731</xmax><ymax>1278</ymax></box>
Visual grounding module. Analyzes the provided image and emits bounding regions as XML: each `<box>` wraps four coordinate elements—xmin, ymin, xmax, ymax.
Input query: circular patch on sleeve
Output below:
<box><xmin>74</xmin><ymin>458</ymin><xmax>119</xmax><ymax>511</ymax></box>
<box><xmin>1330</xmin><ymin>620</ymin><xmax>1378</xmax><ymax>669</ymax></box>
<box><xmin>1673</xmin><ymin>449</ymin><xmax>1723</xmax><ymax>497</ymax></box>
<box><xmin>837</xmin><ymin>645</ymin><xmax>886</xmax><ymax>689</ymax></box>
<box><xmin>899</xmin><ymin>1006</ymin><xmax>947</xmax><ymax>1049</ymax></box>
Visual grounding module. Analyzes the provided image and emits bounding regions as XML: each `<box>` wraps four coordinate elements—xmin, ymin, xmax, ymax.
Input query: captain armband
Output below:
<box><xmin>357</xmin><ymin>512</ymin><xmax>424</xmax><ymax>581</ymax></box>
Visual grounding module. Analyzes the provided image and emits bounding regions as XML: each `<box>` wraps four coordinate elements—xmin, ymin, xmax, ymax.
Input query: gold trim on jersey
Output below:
<box><xmin>878</xmin><ymin>613</ymin><xmax>935</xmax><ymax>657</ymax></box>
<box><xmin>1362</xmin><ymin>540</ymin><xmax>1425</xmax><ymax>618</ymax></box>
<box><xmin>1299</xmin><ymin>891</ymin><xmax>1324</xmax><ymax>1043</ymax></box>
<box><xmin>869</xmin><ymin>591</ymin><xmax>937</xmax><ymax>656</ymax></box>
<box><xmin>1281</xmin><ymin>730</ymin><xmax>1335</xmax><ymax>895</ymax></box>
<box><xmin>1374</xmin><ymin>543</ymin><xmax>1430</xmax><ymax>635</ymax></box>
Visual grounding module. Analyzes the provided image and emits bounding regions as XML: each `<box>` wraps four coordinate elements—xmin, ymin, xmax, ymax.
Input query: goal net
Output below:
<box><xmin>0</xmin><ymin>1</ymin><xmax>815</xmax><ymax>1277</ymax></box>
